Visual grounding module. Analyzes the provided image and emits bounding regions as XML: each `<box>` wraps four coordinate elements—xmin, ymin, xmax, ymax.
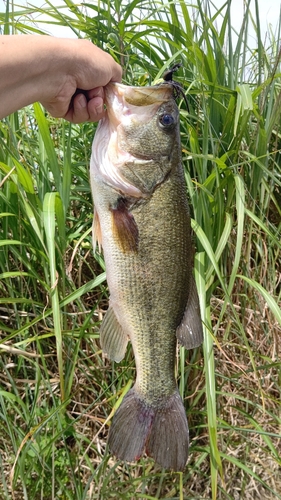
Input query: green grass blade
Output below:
<box><xmin>195</xmin><ymin>251</ymin><xmax>222</xmax><ymax>498</ymax></box>
<box><xmin>33</xmin><ymin>102</ymin><xmax>61</xmax><ymax>192</ymax></box>
<box><xmin>43</xmin><ymin>192</ymin><xmax>64</xmax><ymax>401</ymax></box>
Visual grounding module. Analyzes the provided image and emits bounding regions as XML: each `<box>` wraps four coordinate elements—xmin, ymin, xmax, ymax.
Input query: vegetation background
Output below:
<box><xmin>0</xmin><ymin>0</ymin><xmax>280</xmax><ymax>498</ymax></box>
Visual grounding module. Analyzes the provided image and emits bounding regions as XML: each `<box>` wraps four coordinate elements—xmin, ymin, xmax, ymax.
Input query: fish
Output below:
<box><xmin>90</xmin><ymin>81</ymin><xmax>203</xmax><ymax>471</ymax></box>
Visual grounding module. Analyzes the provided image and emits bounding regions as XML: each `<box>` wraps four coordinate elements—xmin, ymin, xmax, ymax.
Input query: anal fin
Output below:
<box><xmin>176</xmin><ymin>276</ymin><xmax>203</xmax><ymax>349</ymax></box>
<box><xmin>100</xmin><ymin>305</ymin><xmax>128</xmax><ymax>362</ymax></box>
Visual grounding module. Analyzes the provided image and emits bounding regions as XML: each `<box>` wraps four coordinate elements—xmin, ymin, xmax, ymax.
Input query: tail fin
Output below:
<box><xmin>108</xmin><ymin>388</ymin><xmax>189</xmax><ymax>471</ymax></box>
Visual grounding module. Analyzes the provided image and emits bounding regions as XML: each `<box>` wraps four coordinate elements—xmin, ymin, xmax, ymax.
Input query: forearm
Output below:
<box><xmin>0</xmin><ymin>35</ymin><xmax>68</xmax><ymax>118</ymax></box>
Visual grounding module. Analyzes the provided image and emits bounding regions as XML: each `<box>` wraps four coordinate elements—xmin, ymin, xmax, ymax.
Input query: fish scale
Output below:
<box><xmin>90</xmin><ymin>81</ymin><xmax>203</xmax><ymax>470</ymax></box>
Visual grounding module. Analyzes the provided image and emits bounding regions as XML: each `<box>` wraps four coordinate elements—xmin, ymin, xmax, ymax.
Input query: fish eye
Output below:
<box><xmin>159</xmin><ymin>113</ymin><xmax>175</xmax><ymax>129</ymax></box>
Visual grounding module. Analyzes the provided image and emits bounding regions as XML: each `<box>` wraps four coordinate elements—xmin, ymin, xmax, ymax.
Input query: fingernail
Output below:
<box><xmin>96</xmin><ymin>103</ymin><xmax>104</xmax><ymax>115</ymax></box>
<box><xmin>94</xmin><ymin>87</ymin><xmax>103</xmax><ymax>96</ymax></box>
<box><xmin>77</xmin><ymin>94</ymin><xmax>87</xmax><ymax>108</ymax></box>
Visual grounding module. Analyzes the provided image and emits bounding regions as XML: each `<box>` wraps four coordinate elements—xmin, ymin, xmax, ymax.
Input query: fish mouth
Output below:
<box><xmin>105</xmin><ymin>82</ymin><xmax>174</xmax><ymax>108</ymax></box>
<box><xmin>103</xmin><ymin>82</ymin><xmax>175</xmax><ymax>128</ymax></box>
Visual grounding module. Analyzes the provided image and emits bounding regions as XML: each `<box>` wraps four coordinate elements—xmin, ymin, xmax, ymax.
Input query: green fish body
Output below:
<box><xmin>90</xmin><ymin>82</ymin><xmax>203</xmax><ymax>471</ymax></box>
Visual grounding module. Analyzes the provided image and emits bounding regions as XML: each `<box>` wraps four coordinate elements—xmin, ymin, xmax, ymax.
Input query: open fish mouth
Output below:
<box><xmin>104</xmin><ymin>81</ymin><xmax>174</xmax><ymax>109</ymax></box>
<box><xmin>102</xmin><ymin>82</ymin><xmax>175</xmax><ymax>131</ymax></box>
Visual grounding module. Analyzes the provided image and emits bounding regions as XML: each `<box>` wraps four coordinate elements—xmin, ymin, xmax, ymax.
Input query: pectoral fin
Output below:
<box><xmin>100</xmin><ymin>305</ymin><xmax>128</xmax><ymax>362</ymax></box>
<box><xmin>110</xmin><ymin>197</ymin><xmax>139</xmax><ymax>253</ymax></box>
<box><xmin>176</xmin><ymin>277</ymin><xmax>203</xmax><ymax>349</ymax></box>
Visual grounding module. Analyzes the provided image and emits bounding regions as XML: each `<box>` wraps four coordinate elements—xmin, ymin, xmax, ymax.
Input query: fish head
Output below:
<box><xmin>91</xmin><ymin>82</ymin><xmax>181</xmax><ymax>197</ymax></box>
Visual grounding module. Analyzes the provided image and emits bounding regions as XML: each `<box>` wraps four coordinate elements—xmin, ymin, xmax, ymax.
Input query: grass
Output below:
<box><xmin>0</xmin><ymin>0</ymin><xmax>281</xmax><ymax>498</ymax></box>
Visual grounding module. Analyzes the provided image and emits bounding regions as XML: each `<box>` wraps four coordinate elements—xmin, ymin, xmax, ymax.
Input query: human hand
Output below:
<box><xmin>40</xmin><ymin>39</ymin><xmax>122</xmax><ymax>123</ymax></box>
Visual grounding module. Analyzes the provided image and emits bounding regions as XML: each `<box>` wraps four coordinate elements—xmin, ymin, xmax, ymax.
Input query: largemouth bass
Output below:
<box><xmin>90</xmin><ymin>82</ymin><xmax>203</xmax><ymax>471</ymax></box>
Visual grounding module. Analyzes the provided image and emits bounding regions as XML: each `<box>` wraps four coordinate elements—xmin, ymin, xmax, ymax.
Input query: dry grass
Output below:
<box><xmin>1</xmin><ymin>277</ymin><xmax>280</xmax><ymax>499</ymax></box>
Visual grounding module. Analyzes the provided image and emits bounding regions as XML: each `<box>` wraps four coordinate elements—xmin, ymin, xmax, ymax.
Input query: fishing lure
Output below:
<box><xmin>162</xmin><ymin>62</ymin><xmax>189</xmax><ymax>110</ymax></box>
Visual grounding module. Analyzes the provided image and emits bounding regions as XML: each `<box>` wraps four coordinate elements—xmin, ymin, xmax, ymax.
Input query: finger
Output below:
<box><xmin>87</xmin><ymin>86</ymin><xmax>104</xmax><ymax>100</ymax></box>
<box><xmin>87</xmin><ymin>96</ymin><xmax>105</xmax><ymax>122</ymax></box>
<box><xmin>110</xmin><ymin>61</ymin><xmax>122</xmax><ymax>83</ymax></box>
<box><xmin>64</xmin><ymin>93</ymin><xmax>90</xmax><ymax>123</ymax></box>
<box><xmin>64</xmin><ymin>93</ymin><xmax>106</xmax><ymax>123</ymax></box>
